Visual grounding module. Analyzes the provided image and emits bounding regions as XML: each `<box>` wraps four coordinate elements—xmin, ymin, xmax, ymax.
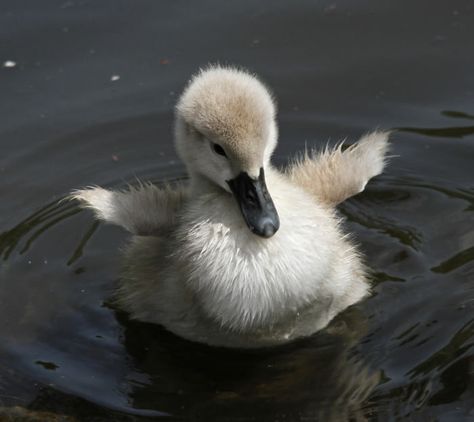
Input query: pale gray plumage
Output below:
<box><xmin>72</xmin><ymin>65</ymin><xmax>391</xmax><ymax>348</ymax></box>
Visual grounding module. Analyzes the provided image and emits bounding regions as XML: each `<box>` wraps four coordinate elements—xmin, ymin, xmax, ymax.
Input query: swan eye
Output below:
<box><xmin>212</xmin><ymin>143</ymin><xmax>227</xmax><ymax>158</ymax></box>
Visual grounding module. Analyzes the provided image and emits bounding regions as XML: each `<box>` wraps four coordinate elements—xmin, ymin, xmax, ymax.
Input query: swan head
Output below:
<box><xmin>174</xmin><ymin>66</ymin><xmax>279</xmax><ymax>238</ymax></box>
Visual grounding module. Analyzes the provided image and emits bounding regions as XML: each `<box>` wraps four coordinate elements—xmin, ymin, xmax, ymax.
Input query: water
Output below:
<box><xmin>1</xmin><ymin>0</ymin><xmax>473</xmax><ymax>420</ymax></box>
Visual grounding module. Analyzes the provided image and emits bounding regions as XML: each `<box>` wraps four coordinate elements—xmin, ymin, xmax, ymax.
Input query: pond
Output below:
<box><xmin>1</xmin><ymin>0</ymin><xmax>473</xmax><ymax>420</ymax></box>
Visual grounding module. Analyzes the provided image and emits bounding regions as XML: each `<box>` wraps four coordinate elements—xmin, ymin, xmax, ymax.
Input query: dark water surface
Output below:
<box><xmin>1</xmin><ymin>1</ymin><xmax>473</xmax><ymax>420</ymax></box>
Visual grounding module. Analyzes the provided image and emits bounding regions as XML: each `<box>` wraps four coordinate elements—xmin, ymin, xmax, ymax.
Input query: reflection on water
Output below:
<box><xmin>1</xmin><ymin>172</ymin><xmax>473</xmax><ymax>420</ymax></box>
<box><xmin>441</xmin><ymin>110</ymin><xmax>474</xmax><ymax>120</ymax></box>
<box><xmin>398</xmin><ymin>125</ymin><xmax>474</xmax><ymax>138</ymax></box>
<box><xmin>398</xmin><ymin>109</ymin><xmax>474</xmax><ymax>138</ymax></box>
<box><xmin>0</xmin><ymin>200</ymin><xmax>80</xmax><ymax>260</ymax></box>
<box><xmin>118</xmin><ymin>308</ymin><xmax>380</xmax><ymax>420</ymax></box>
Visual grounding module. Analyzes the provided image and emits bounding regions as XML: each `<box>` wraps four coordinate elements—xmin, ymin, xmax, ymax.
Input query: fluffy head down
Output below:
<box><xmin>174</xmin><ymin>66</ymin><xmax>278</xmax><ymax>185</ymax></box>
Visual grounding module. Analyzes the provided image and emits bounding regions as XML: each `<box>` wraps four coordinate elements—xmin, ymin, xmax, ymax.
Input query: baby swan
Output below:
<box><xmin>73</xmin><ymin>66</ymin><xmax>390</xmax><ymax>348</ymax></box>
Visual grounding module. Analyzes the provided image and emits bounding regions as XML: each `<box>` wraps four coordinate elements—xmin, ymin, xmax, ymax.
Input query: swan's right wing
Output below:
<box><xmin>71</xmin><ymin>183</ymin><xmax>188</xmax><ymax>235</ymax></box>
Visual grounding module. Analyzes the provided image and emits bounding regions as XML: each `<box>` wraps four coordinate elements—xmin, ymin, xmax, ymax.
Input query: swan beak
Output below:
<box><xmin>226</xmin><ymin>168</ymin><xmax>280</xmax><ymax>238</ymax></box>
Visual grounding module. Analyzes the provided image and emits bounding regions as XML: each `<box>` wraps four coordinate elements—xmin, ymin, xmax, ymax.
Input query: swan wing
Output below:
<box><xmin>71</xmin><ymin>182</ymin><xmax>187</xmax><ymax>235</ymax></box>
<box><xmin>286</xmin><ymin>131</ymin><xmax>391</xmax><ymax>206</ymax></box>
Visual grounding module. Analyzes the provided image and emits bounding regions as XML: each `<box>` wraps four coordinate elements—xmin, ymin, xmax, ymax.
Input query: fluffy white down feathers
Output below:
<box><xmin>72</xmin><ymin>66</ymin><xmax>390</xmax><ymax>348</ymax></box>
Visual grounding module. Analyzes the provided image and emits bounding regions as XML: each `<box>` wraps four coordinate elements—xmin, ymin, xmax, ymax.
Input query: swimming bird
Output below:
<box><xmin>73</xmin><ymin>66</ymin><xmax>390</xmax><ymax>348</ymax></box>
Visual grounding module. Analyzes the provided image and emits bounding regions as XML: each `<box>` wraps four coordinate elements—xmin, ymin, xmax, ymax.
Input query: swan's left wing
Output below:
<box><xmin>286</xmin><ymin>131</ymin><xmax>391</xmax><ymax>206</ymax></box>
<box><xmin>71</xmin><ymin>183</ymin><xmax>187</xmax><ymax>235</ymax></box>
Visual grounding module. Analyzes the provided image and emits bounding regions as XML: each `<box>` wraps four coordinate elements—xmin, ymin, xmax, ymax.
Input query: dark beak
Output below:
<box><xmin>226</xmin><ymin>168</ymin><xmax>280</xmax><ymax>238</ymax></box>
